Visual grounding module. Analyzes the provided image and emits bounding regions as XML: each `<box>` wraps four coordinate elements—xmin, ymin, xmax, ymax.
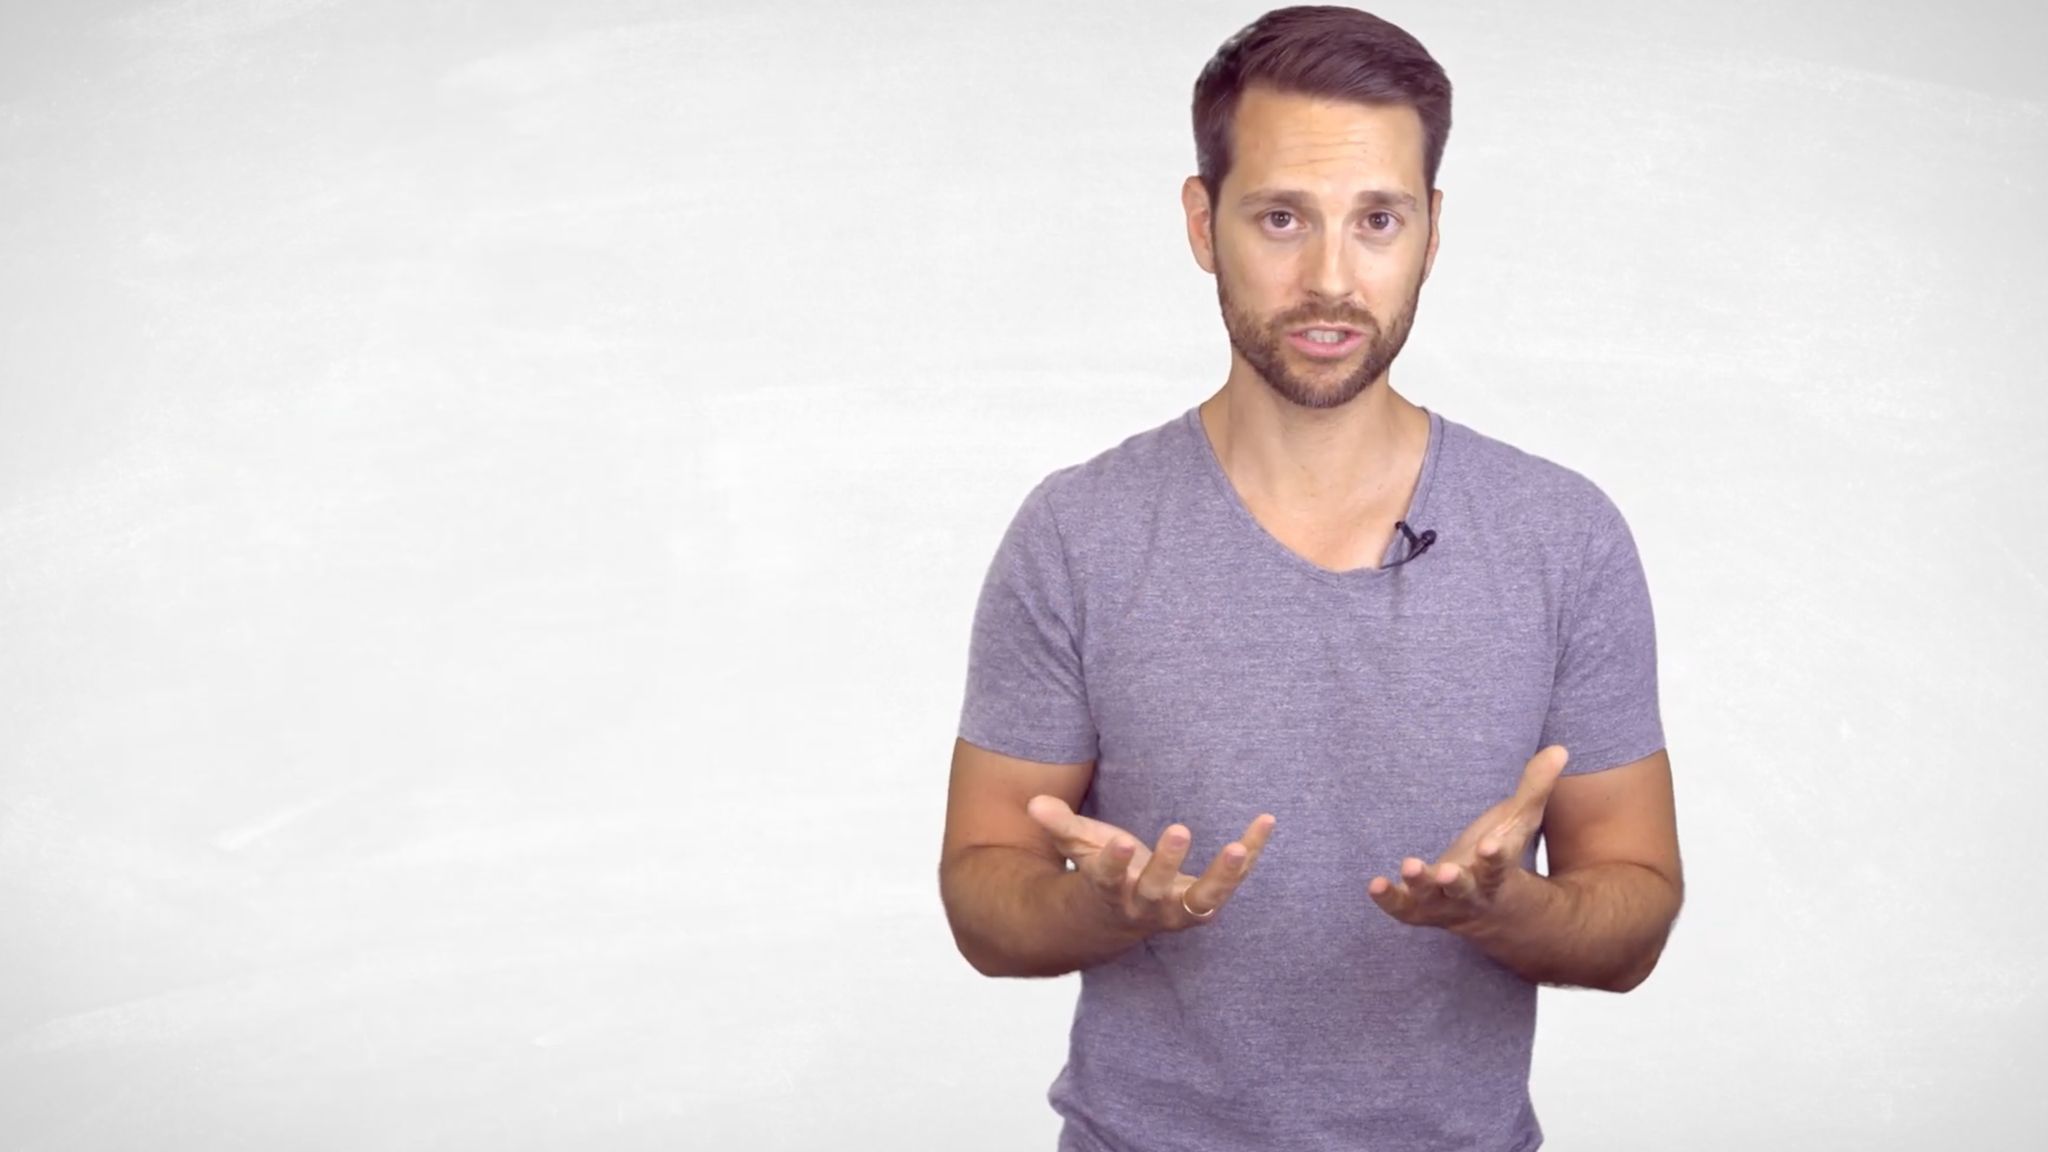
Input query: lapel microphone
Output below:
<box><xmin>1383</xmin><ymin>520</ymin><xmax>1437</xmax><ymax>569</ymax></box>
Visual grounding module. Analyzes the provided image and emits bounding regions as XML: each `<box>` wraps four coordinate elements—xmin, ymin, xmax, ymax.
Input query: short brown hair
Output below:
<box><xmin>1192</xmin><ymin>6</ymin><xmax>1454</xmax><ymax>207</ymax></box>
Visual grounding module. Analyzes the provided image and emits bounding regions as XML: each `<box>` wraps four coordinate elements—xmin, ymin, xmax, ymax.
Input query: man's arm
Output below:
<box><xmin>1451</xmin><ymin>749</ymin><xmax>1684</xmax><ymax>992</ymax></box>
<box><xmin>942</xmin><ymin>844</ymin><xmax>1150</xmax><ymax>978</ymax></box>
<box><xmin>938</xmin><ymin>738</ymin><xmax>1144</xmax><ymax>978</ymax></box>
<box><xmin>939</xmin><ymin>738</ymin><xmax>1276</xmax><ymax>978</ymax></box>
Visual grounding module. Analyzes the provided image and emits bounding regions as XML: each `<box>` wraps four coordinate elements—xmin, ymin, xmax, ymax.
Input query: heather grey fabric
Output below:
<box><xmin>957</xmin><ymin>404</ymin><xmax>1665</xmax><ymax>1151</ymax></box>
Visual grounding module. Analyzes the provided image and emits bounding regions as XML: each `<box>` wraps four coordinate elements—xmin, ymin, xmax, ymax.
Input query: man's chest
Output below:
<box><xmin>1074</xmin><ymin>565</ymin><xmax>1557</xmax><ymax>862</ymax></box>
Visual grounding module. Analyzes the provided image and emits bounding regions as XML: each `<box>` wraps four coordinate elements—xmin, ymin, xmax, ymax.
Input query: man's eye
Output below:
<box><xmin>1366</xmin><ymin>211</ymin><xmax>1398</xmax><ymax>232</ymax></box>
<box><xmin>1263</xmin><ymin>210</ymin><xmax>1295</xmax><ymax>230</ymax></box>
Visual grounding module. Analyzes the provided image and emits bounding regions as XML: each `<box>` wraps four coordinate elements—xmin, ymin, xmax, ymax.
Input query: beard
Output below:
<box><xmin>1215</xmin><ymin>253</ymin><xmax>1423</xmax><ymax>412</ymax></box>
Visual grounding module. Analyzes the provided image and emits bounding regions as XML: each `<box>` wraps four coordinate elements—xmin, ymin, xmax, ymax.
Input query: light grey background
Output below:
<box><xmin>2</xmin><ymin>1</ymin><xmax>2043</xmax><ymax>1148</ymax></box>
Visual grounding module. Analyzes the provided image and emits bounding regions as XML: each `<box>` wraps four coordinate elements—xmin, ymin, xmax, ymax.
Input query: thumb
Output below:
<box><xmin>1026</xmin><ymin>794</ymin><xmax>1076</xmax><ymax>837</ymax></box>
<box><xmin>1511</xmin><ymin>745</ymin><xmax>1569</xmax><ymax>817</ymax></box>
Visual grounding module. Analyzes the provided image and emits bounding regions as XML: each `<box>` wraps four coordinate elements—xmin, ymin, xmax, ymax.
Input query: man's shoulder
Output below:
<box><xmin>1439</xmin><ymin>412</ymin><xmax>1627</xmax><ymax>532</ymax></box>
<box><xmin>1025</xmin><ymin>407</ymin><xmax>1193</xmax><ymax>528</ymax></box>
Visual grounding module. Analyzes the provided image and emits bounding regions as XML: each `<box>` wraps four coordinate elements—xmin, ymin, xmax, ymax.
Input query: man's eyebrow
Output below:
<box><xmin>1238</xmin><ymin>188</ymin><xmax>1420</xmax><ymax>212</ymax></box>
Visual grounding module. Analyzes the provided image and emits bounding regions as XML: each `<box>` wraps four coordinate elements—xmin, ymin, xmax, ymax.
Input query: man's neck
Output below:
<box><xmin>1197</xmin><ymin>372</ymin><xmax>1427</xmax><ymax>520</ymax></box>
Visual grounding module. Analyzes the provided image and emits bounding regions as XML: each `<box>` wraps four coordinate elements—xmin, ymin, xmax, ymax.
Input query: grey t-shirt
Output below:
<box><xmin>957</xmin><ymin>404</ymin><xmax>1664</xmax><ymax>1152</ymax></box>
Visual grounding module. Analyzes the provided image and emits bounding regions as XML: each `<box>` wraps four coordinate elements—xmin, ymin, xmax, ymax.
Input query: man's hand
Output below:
<box><xmin>1027</xmin><ymin>795</ymin><xmax>1276</xmax><ymax>934</ymax></box>
<box><xmin>1367</xmin><ymin>745</ymin><xmax>1569</xmax><ymax>931</ymax></box>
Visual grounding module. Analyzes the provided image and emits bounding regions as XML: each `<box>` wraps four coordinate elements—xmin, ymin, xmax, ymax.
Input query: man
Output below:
<box><xmin>937</xmin><ymin>7</ymin><xmax>1684</xmax><ymax>1150</ymax></box>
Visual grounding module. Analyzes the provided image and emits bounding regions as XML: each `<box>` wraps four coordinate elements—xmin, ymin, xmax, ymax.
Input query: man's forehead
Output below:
<box><xmin>1235</xmin><ymin>84</ymin><xmax>1424</xmax><ymax>135</ymax></box>
<box><xmin>1229</xmin><ymin>86</ymin><xmax>1426</xmax><ymax>191</ymax></box>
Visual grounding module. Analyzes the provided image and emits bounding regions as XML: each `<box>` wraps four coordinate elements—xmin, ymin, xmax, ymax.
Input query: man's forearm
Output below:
<box><xmin>941</xmin><ymin>845</ymin><xmax>1147</xmax><ymax>978</ymax></box>
<box><xmin>1453</xmin><ymin>862</ymin><xmax>1683</xmax><ymax>992</ymax></box>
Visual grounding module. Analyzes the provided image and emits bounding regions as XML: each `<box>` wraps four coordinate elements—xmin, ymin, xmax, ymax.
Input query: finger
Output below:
<box><xmin>1204</xmin><ymin>813</ymin><xmax>1277</xmax><ymax>886</ymax></box>
<box><xmin>1472</xmin><ymin>837</ymin><xmax>1509</xmax><ymax>894</ymax></box>
<box><xmin>1400</xmin><ymin>857</ymin><xmax>1436</xmax><ymax>909</ymax></box>
<box><xmin>1134</xmin><ymin>824</ymin><xmax>1192</xmax><ymax>904</ymax></box>
<box><xmin>1408</xmin><ymin>856</ymin><xmax>1466</xmax><ymax>913</ymax></box>
<box><xmin>1434</xmin><ymin>860</ymin><xmax>1478</xmax><ymax>903</ymax></box>
<box><xmin>1182</xmin><ymin>835</ymin><xmax>1255</xmax><ymax>917</ymax></box>
<box><xmin>1173</xmin><ymin>875</ymin><xmax>1221</xmax><ymax>924</ymax></box>
<box><xmin>1237</xmin><ymin>813</ymin><xmax>1278</xmax><ymax>864</ymax></box>
<box><xmin>1373</xmin><ymin>856</ymin><xmax>1433</xmax><ymax>920</ymax></box>
<box><xmin>1367</xmin><ymin>871</ymin><xmax>1414</xmax><ymax>920</ymax></box>
<box><xmin>1080</xmin><ymin>832</ymin><xmax>1140</xmax><ymax>894</ymax></box>
<box><xmin>1162</xmin><ymin>813</ymin><xmax>1279</xmax><ymax>923</ymax></box>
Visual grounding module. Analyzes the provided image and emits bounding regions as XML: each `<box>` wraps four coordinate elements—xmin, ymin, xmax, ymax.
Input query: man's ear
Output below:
<box><xmin>1182</xmin><ymin>176</ymin><xmax>1217</xmax><ymax>275</ymax></box>
<box><xmin>1422</xmin><ymin>186</ymin><xmax>1443</xmax><ymax>283</ymax></box>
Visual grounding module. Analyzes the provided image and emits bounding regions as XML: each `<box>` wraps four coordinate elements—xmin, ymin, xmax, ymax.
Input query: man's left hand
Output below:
<box><xmin>1367</xmin><ymin>745</ymin><xmax>1569</xmax><ymax>932</ymax></box>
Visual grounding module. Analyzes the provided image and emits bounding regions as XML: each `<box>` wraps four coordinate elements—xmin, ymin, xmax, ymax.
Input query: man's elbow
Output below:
<box><xmin>1603</xmin><ymin>950</ymin><xmax>1662</xmax><ymax>993</ymax></box>
<box><xmin>1605</xmin><ymin>904</ymin><xmax>1682</xmax><ymax>993</ymax></box>
<box><xmin>938</xmin><ymin>863</ymin><xmax>1025</xmax><ymax>979</ymax></box>
<box><xmin>948</xmin><ymin>923</ymin><xmax>1011</xmax><ymax>979</ymax></box>
<box><xmin>949</xmin><ymin>926</ymin><xmax>1050</xmax><ymax>979</ymax></box>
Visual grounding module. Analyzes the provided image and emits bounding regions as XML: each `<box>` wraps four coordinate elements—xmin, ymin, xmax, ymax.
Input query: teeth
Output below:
<box><xmin>1303</xmin><ymin>329</ymin><xmax>1348</xmax><ymax>343</ymax></box>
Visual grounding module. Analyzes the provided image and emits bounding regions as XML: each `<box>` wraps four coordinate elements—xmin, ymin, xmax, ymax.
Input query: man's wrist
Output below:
<box><xmin>1453</xmin><ymin>865</ymin><xmax>1555</xmax><ymax>944</ymax></box>
<box><xmin>1060</xmin><ymin>867</ymin><xmax>1148</xmax><ymax>947</ymax></box>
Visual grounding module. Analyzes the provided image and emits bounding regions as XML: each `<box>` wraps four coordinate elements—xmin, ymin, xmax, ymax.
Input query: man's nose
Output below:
<box><xmin>1304</xmin><ymin>228</ymin><xmax>1354</xmax><ymax>303</ymax></box>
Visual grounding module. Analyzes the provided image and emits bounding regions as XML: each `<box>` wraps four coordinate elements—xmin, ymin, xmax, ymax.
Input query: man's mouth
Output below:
<box><xmin>1286</xmin><ymin>326</ymin><xmax>1366</xmax><ymax>357</ymax></box>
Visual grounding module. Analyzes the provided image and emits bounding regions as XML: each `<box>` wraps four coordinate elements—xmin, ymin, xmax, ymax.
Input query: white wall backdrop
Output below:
<box><xmin>3</xmin><ymin>1</ymin><xmax>2044</xmax><ymax>1148</ymax></box>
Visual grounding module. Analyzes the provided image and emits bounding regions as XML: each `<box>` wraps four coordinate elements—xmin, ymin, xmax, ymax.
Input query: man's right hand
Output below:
<box><xmin>1025</xmin><ymin>795</ymin><xmax>1276</xmax><ymax>934</ymax></box>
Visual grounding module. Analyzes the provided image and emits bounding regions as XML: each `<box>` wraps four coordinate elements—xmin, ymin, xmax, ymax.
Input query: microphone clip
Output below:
<box><xmin>1384</xmin><ymin>520</ymin><xmax>1436</xmax><ymax>568</ymax></box>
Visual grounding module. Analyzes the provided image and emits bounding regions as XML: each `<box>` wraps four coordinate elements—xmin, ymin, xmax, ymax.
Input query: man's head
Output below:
<box><xmin>1182</xmin><ymin>7</ymin><xmax>1453</xmax><ymax>410</ymax></box>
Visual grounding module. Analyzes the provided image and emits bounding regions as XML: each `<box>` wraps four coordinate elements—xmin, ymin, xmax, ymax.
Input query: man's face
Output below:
<box><xmin>1184</xmin><ymin>86</ymin><xmax>1442</xmax><ymax>410</ymax></box>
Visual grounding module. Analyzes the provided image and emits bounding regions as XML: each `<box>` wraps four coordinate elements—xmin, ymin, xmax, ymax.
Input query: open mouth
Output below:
<box><xmin>1286</xmin><ymin>327</ymin><xmax>1365</xmax><ymax>358</ymax></box>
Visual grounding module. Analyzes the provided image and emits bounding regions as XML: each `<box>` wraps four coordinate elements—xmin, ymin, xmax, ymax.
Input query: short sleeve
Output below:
<box><xmin>956</xmin><ymin>477</ymin><xmax>1099</xmax><ymax>764</ymax></box>
<box><xmin>1540</xmin><ymin>494</ymin><xmax>1666</xmax><ymax>776</ymax></box>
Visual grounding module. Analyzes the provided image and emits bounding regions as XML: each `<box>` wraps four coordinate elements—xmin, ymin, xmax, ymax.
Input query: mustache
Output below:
<box><xmin>1276</xmin><ymin>310</ymin><xmax>1378</xmax><ymax>330</ymax></box>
